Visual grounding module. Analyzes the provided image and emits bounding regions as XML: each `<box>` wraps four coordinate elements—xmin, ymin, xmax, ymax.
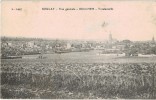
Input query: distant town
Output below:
<box><xmin>1</xmin><ymin>34</ymin><xmax>156</xmax><ymax>58</ymax></box>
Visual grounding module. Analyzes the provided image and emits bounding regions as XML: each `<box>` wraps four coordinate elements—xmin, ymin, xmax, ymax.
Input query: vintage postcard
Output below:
<box><xmin>1</xmin><ymin>0</ymin><xmax>156</xmax><ymax>99</ymax></box>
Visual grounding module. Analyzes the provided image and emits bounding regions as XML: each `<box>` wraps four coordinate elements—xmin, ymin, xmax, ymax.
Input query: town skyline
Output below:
<box><xmin>1</xmin><ymin>33</ymin><xmax>155</xmax><ymax>42</ymax></box>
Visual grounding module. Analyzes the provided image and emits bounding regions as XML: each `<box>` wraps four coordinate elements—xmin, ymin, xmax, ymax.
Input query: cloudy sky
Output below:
<box><xmin>1</xmin><ymin>1</ymin><xmax>156</xmax><ymax>41</ymax></box>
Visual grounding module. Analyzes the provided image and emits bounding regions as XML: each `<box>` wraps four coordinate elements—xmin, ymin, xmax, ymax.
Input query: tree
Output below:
<box><xmin>151</xmin><ymin>46</ymin><xmax>156</xmax><ymax>54</ymax></box>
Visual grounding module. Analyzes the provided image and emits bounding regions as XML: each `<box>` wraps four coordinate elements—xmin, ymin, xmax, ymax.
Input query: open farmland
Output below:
<box><xmin>4</xmin><ymin>50</ymin><xmax>156</xmax><ymax>63</ymax></box>
<box><xmin>1</xmin><ymin>52</ymin><xmax>156</xmax><ymax>99</ymax></box>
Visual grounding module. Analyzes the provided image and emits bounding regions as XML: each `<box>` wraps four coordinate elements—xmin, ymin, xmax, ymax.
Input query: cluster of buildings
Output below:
<box><xmin>1</xmin><ymin>34</ymin><xmax>156</xmax><ymax>57</ymax></box>
<box><xmin>1</xmin><ymin>37</ymin><xmax>94</xmax><ymax>57</ymax></box>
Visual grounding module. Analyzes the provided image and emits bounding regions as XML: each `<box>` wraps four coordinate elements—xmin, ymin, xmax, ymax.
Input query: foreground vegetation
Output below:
<box><xmin>1</xmin><ymin>61</ymin><xmax>156</xmax><ymax>99</ymax></box>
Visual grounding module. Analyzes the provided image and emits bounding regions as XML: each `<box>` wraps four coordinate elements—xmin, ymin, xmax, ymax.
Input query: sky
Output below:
<box><xmin>1</xmin><ymin>1</ymin><xmax>156</xmax><ymax>41</ymax></box>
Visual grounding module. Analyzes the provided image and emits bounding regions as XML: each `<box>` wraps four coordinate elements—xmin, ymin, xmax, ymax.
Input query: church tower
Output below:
<box><xmin>109</xmin><ymin>33</ymin><xmax>112</xmax><ymax>43</ymax></box>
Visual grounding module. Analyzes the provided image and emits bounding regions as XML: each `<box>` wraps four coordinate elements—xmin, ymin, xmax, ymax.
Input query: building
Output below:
<box><xmin>66</xmin><ymin>43</ymin><xmax>71</xmax><ymax>49</ymax></box>
<box><xmin>27</xmin><ymin>41</ymin><xmax>35</xmax><ymax>48</ymax></box>
<box><xmin>109</xmin><ymin>33</ymin><xmax>113</xmax><ymax>43</ymax></box>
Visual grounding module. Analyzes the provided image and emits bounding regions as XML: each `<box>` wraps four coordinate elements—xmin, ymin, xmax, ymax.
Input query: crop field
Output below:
<box><xmin>6</xmin><ymin>51</ymin><xmax>156</xmax><ymax>63</ymax></box>
<box><xmin>1</xmin><ymin>52</ymin><xmax>156</xmax><ymax>99</ymax></box>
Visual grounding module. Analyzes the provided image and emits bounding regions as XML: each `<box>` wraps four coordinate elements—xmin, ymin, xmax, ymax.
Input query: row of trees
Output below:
<box><xmin>124</xmin><ymin>43</ymin><xmax>156</xmax><ymax>56</ymax></box>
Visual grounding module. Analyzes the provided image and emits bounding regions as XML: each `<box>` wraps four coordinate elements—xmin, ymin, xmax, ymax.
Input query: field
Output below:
<box><xmin>1</xmin><ymin>51</ymin><xmax>156</xmax><ymax>99</ymax></box>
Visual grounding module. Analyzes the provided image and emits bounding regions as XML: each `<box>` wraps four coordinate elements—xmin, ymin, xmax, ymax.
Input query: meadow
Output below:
<box><xmin>1</xmin><ymin>52</ymin><xmax>156</xmax><ymax>99</ymax></box>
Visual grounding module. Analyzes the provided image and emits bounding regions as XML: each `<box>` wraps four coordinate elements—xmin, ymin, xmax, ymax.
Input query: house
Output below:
<box><xmin>27</xmin><ymin>41</ymin><xmax>35</xmax><ymax>48</ymax></box>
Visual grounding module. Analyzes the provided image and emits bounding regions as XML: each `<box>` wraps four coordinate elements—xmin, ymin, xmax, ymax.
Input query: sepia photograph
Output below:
<box><xmin>1</xmin><ymin>0</ymin><xmax>156</xmax><ymax>99</ymax></box>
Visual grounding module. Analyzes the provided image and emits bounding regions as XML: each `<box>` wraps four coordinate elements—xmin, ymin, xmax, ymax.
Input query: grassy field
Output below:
<box><xmin>1</xmin><ymin>52</ymin><xmax>156</xmax><ymax>99</ymax></box>
<box><xmin>2</xmin><ymin>50</ymin><xmax>156</xmax><ymax>63</ymax></box>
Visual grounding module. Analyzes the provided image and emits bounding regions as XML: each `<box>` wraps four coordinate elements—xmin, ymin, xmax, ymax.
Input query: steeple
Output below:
<box><xmin>109</xmin><ymin>33</ymin><xmax>112</xmax><ymax>42</ymax></box>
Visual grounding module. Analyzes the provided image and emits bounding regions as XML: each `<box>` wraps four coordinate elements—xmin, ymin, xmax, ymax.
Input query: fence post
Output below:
<box><xmin>152</xmin><ymin>64</ymin><xmax>155</xmax><ymax>99</ymax></box>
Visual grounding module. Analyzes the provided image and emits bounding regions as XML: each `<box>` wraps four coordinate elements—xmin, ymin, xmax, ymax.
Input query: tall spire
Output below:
<box><xmin>109</xmin><ymin>33</ymin><xmax>112</xmax><ymax>42</ymax></box>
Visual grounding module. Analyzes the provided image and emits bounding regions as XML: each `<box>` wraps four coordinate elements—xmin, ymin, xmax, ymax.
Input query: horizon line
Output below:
<box><xmin>1</xmin><ymin>35</ymin><xmax>154</xmax><ymax>42</ymax></box>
